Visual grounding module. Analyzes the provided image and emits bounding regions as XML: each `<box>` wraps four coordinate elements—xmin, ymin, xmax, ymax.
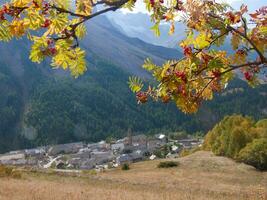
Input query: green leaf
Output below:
<box><xmin>128</xmin><ymin>76</ymin><xmax>144</xmax><ymax>93</ymax></box>
<box><xmin>150</xmin><ymin>22</ymin><xmax>160</xmax><ymax>37</ymax></box>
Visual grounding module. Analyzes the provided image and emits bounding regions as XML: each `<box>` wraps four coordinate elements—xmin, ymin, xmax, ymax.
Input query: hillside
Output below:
<box><xmin>84</xmin><ymin>16</ymin><xmax>182</xmax><ymax>76</ymax></box>
<box><xmin>0</xmin><ymin>15</ymin><xmax>183</xmax><ymax>152</ymax></box>
<box><xmin>107</xmin><ymin>12</ymin><xmax>186</xmax><ymax>48</ymax></box>
<box><xmin>0</xmin><ymin>15</ymin><xmax>267</xmax><ymax>153</ymax></box>
<box><xmin>0</xmin><ymin>151</ymin><xmax>266</xmax><ymax>200</ymax></box>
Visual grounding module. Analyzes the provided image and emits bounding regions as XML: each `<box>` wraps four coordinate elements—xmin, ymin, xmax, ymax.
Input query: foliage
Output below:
<box><xmin>238</xmin><ymin>138</ymin><xmax>267</xmax><ymax>171</ymax></box>
<box><xmin>121</xmin><ymin>163</ymin><xmax>130</xmax><ymax>170</ymax></box>
<box><xmin>179</xmin><ymin>147</ymin><xmax>201</xmax><ymax>157</ymax></box>
<box><xmin>153</xmin><ymin>144</ymin><xmax>171</xmax><ymax>158</ymax></box>
<box><xmin>203</xmin><ymin>115</ymin><xmax>258</xmax><ymax>158</ymax></box>
<box><xmin>0</xmin><ymin>55</ymin><xmax>266</xmax><ymax>153</ymax></box>
<box><xmin>169</xmin><ymin>131</ymin><xmax>188</xmax><ymax>140</ymax></box>
<box><xmin>204</xmin><ymin>115</ymin><xmax>267</xmax><ymax>170</ymax></box>
<box><xmin>0</xmin><ymin>0</ymin><xmax>265</xmax><ymax>113</ymax></box>
<box><xmin>157</xmin><ymin>161</ymin><xmax>178</xmax><ymax>168</ymax></box>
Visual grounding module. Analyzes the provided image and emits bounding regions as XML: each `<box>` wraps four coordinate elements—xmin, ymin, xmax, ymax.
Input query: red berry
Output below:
<box><xmin>183</xmin><ymin>46</ymin><xmax>192</xmax><ymax>57</ymax></box>
<box><xmin>161</xmin><ymin>95</ymin><xmax>170</xmax><ymax>103</ymax></box>
<box><xmin>32</xmin><ymin>0</ymin><xmax>39</xmax><ymax>8</ymax></box>
<box><xmin>41</xmin><ymin>19</ymin><xmax>51</xmax><ymax>28</ymax></box>
<box><xmin>49</xmin><ymin>47</ymin><xmax>57</xmax><ymax>55</ymax></box>
<box><xmin>136</xmin><ymin>92</ymin><xmax>148</xmax><ymax>103</ymax></box>
<box><xmin>43</xmin><ymin>2</ymin><xmax>49</xmax><ymax>10</ymax></box>
<box><xmin>0</xmin><ymin>11</ymin><xmax>5</xmax><ymax>20</ymax></box>
<box><xmin>2</xmin><ymin>5</ymin><xmax>8</xmax><ymax>13</ymax></box>
<box><xmin>47</xmin><ymin>39</ymin><xmax>53</xmax><ymax>46</ymax></box>
<box><xmin>42</xmin><ymin>2</ymin><xmax>50</xmax><ymax>14</ymax></box>
<box><xmin>244</xmin><ymin>71</ymin><xmax>253</xmax><ymax>81</ymax></box>
<box><xmin>175</xmin><ymin>71</ymin><xmax>187</xmax><ymax>83</ymax></box>
<box><xmin>212</xmin><ymin>70</ymin><xmax>221</xmax><ymax>78</ymax></box>
<box><xmin>150</xmin><ymin>0</ymin><xmax>155</xmax><ymax>7</ymax></box>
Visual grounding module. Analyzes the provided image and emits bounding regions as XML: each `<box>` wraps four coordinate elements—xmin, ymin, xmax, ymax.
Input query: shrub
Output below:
<box><xmin>0</xmin><ymin>165</ymin><xmax>22</xmax><ymax>178</ymax></box>
<box><xmin>10</xmin><ymin>170</ymin><xmax>22</xmax><ymax>179</ymax></box>
<box><xmin>153</xmin><ymin>145</ymin><xmax>170</xmax><ymax>159</ymax></box>
<box><xmin>180</xmin><ymin>147</ymin><xmax>201</xmax><ymax>157</ymax></box>
<box><xmin>157</xmin><ymin>161</ymin><xmax>179</xmax><ymax>168</ymax></box>
<box><xmin>238</xmin><ymin>138</ymin><xmax>267</xmax><ymax>171</ymax></box>
<box><xmin>121</xmin><ymin>163</ymin><xmax>130</xmax><ymax>170</ymax></box>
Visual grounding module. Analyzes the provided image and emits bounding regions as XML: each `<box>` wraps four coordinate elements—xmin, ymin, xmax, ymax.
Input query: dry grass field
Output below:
<box><xmin>0</xmin><ymin>151</ymin><xmax>266</xmax><ymax>200</ymax></box>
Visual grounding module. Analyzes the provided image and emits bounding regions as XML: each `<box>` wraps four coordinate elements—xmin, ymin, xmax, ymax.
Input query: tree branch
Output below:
<box><xmin>226</xmin><ymin>25</ymin><xmax>266</xmax><ymax>62</ymax></box>
<box><xmin>51</xmin><ymin>5</ymin><xmax>87</xmax><ymax>18</ymax></box>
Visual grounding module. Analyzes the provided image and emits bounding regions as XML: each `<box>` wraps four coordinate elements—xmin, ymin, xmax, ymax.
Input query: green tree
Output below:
<box><xmin>256</xmin><ymin>119</ymin><xmax>267</xmax><ymax>138</ymax></box>
<box><xmin>203</xmin><ymin>115</ymin><xmax>259</xmax><ymax>158</ymax></box>
<box><xmin>238</xmin><ymin>138</ymin><xmax>267</xmax><ymax>171</ymax></box>
<box><xmin>204</xmin><ymin>115</ymin><xmax>267</xmax><ymax>170</ymax></box>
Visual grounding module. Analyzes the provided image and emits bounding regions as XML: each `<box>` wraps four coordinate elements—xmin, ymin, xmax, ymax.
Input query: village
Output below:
<box><xmin>0</xmin><ymin>132</ymin><xmax>203</xmax><ymax>171</ymax></box>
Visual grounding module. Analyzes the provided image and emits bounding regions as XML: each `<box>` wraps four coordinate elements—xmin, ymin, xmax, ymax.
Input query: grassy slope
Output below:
<box><xmin>0</xmin><ymin>151</ymin><xmax>266</xmax><ymax>200</ymax></box>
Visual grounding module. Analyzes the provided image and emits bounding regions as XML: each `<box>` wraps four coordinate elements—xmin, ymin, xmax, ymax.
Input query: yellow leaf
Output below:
<box><xmin>9</xmin><ymin>20</ymin><xmax>27</xmax><ymax>38</ymax></box>
<box><xmin>76</xmin><ymin>0</ymin><xmax>92</xmax><ymax>15</ymax></box>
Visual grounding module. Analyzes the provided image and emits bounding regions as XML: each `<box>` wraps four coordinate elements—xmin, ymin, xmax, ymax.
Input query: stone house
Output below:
<box><xmin>0</xmin><ymin>152</ymin><xmax>25</xmax><ymax>163</ymax></box>
<box><xmin>48</xmin><ymin>142</ymin><xmax>84</xmax><ymax>156</ymax></box>
<box><xmin>111</xmin><ymin>142</ymin><xmax>125</xmax><ymax>153</ymax></box>
<box><xmin>116</xmin><ymin>154</ymin><xmax>132</xmax><ymax>165</ymax></box>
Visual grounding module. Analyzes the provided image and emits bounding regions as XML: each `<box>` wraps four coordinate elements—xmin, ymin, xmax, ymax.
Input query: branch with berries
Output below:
<box><xmin>130</xmin><ymin>2</ymin><xmax>267</xmax><ymax>113</ymax></box>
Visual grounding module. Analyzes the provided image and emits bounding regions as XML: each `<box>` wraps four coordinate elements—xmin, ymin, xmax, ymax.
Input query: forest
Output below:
<box><xmin>0</xmin><ymin>55</ymin><xmax>267</xmax><ymax>153</ymax></box>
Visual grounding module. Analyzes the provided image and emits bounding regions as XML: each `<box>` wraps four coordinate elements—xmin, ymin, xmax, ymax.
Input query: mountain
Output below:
<box><xmin>0</xmin><ymin>15</ymin><xmax>184</xmax><ymax>152</ymax></box>
<box><xmin>106</xmin><ymin>12</ymin><xmax>185</xmax><ymax>48</ymax></box>
<box><xmin>84</xmin><ymin>16</ymin><xmax>183</xmax><ymax>76</ymax></box>
<box><xmin>0</xmin><ymin>15</ymin><xmax>266</xmax><ymax>153</ymax></box>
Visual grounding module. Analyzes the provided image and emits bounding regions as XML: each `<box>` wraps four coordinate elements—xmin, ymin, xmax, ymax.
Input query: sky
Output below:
<box><xmin>121</xmin><ymin>0</ymin><xmax>266</xmax><ymax>14</ymax></box>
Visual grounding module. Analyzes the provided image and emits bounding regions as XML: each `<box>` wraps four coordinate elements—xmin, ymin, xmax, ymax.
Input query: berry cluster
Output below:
<box><xmin>175</xmin><ymin>71</ymin><xmax>187</xmax><ymax>83</ymax></box>
<box><xmin>183</xmin><ymin>46</ymin><xmax>192</xmax><ymax>57</ymax></box>
<box><xmin>136</xmin><ymin>92</ymin><xmax>148</xmax><ymax>103</ymax></box>
<box><xmin>212</xmin><ymin>70</ymin><xmax>221</xmax><ymax>78</ymax></box>
<box><xmin>41</xmin><ymin>18</ymin><xmax>51</xmax><ymax>28</ymax></box>
<box><xmin>236</xmin><ymin>49</ymin><xmax>247</xmax><ymax>56</ymax></box>
<box><xmin>45</xmin><ymin>39</ymin><xmax>57</xmax><ymax>56</ymax></box>
<box><xmin>0</xmin><ymin>4</ymin><xmax>20</xmax><ymax>20</ymax></box>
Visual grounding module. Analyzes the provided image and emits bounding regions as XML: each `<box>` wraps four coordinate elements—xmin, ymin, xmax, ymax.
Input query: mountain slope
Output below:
<box><xmin>0</xmin><ymin>15</ymin><xmax>266</xmax><ymax>153</ymax></box>
<box><xmin>107</xmin><ymin>12</ymin><xmax>186</xmax><ymax>48</ymax></box>
<box><xmin>0</xmin><ymin>15</ymin><xmax>183</xmax><ymax>152</ymax></box>
<box><xmin>84</xmin><ymin>16</ymin><xmax>182</xmax><ymax>76</ymax></box>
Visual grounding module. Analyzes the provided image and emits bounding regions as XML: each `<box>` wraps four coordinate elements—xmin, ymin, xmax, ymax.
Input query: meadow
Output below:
<box><xmin>0</xmin><ymin>151</ymin><xmax>266</xmax><ymax>200</ymax></box>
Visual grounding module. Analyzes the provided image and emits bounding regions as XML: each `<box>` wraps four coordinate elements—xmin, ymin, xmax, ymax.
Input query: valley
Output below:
<box><xmin>0</xmin><ymin>16</ymin><xmax>266</xmax><ymax>154</ymax></box>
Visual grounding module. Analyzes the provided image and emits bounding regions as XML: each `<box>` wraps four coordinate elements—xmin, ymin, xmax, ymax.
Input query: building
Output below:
<box><xmin>130</xmin><ymin>152</ymin><xmax>143</xmax><ymax>163</ymax></box>
<box><xmin>25</xmin><ymin>148</ymin><xmax>46</xmax><ymax>158</ymax></box>
<box><xmin>131</xmin><ymin>134</ymin><xmax>147</xmax><ymax>147</ymax></box>
<box><xmin>111</xmin><ymin>142</ymin><xmax>125</xmax><ymax>153</ymax></box>
<box><xmin>0</xmin><ymin>152</ymin><xmax>25</xmax><ymax>162</ymax></box>
<box><xmin>91</xmin><ymin>151</ymin><xmax>114</xmax><ymax>165</ymax></box>
<box><xmin>116</xmin><ymin>154</ymin><xmax>132</xmax><ymax>165</ymax></box>
<box><xmin>48</xmin><ymin>142</ymin><xmax>84</xmax><ymax>156</ymax></box>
